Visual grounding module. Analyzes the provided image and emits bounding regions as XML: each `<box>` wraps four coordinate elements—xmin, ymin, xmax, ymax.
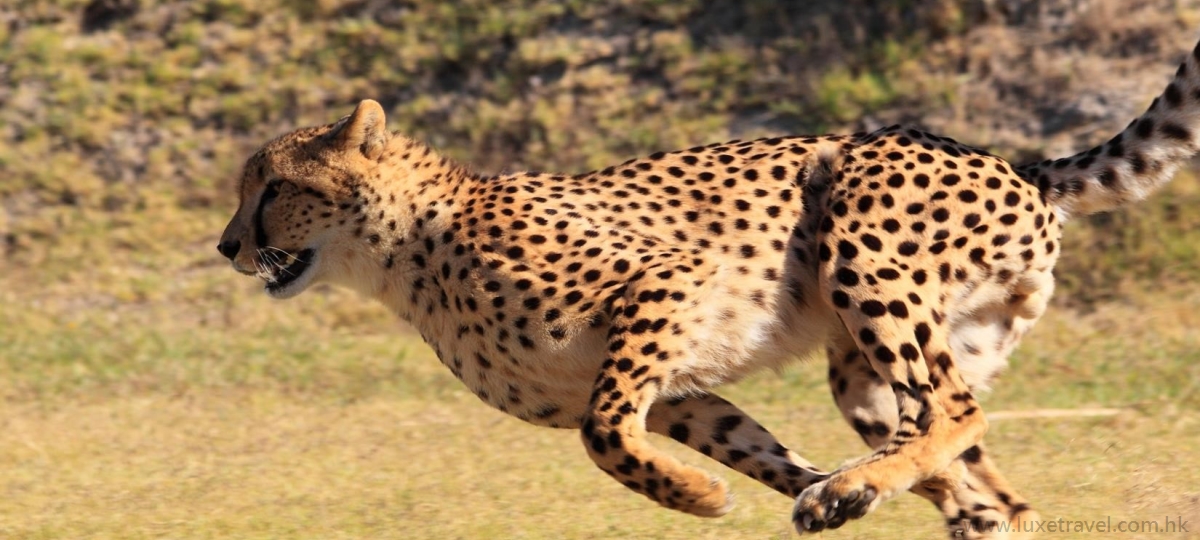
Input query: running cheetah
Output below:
<box><xmin>217</xmin><ymin>35</ymin><xmax>1200</xmax><ymax>538</ymax></box>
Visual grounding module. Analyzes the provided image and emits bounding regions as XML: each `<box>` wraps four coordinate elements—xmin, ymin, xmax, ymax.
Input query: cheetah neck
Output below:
<box><xmin>336</xmin><ymin>138</ymin><xmax>477</xmax><ymax>322</ymax></box>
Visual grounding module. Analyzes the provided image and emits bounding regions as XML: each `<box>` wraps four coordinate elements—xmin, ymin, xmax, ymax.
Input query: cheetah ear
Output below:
<box><xmin>332</xmin><ymin>99</ymin><xmax>390</xmax><ymax>160</ymax></box>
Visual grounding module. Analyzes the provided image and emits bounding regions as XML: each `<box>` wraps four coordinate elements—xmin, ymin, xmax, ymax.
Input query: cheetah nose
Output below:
<box><xmin>217</xmin><ymin>239</ymin><xmax>241</xmax><ymax>260</ymax></box>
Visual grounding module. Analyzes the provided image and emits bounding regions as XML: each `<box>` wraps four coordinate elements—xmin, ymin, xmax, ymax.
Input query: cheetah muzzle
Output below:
<box><xmin>217</xmin><ymin>33</ymin><xmax>1200</xmax><ymax>538</ymax></box>
<box><xmin>262</xmin><ymin>247</ymin><xmax>316</xmax><ymax>297</ymax></box>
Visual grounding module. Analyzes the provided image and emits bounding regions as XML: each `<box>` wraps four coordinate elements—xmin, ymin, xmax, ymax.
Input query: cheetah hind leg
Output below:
<box><xmin>793</xmin><ymin>287</ymin><xmax>989</xmax><ymax>533</ymax></box>
<box><xmin>645</xmin><ymin>393</ymin><xmax>828</xmax><ymax>499</ymax></box>
<box><xmin>825</xmin><ymin>339</ymin><xmax>1038</xmax><ymax>539</ymax></box>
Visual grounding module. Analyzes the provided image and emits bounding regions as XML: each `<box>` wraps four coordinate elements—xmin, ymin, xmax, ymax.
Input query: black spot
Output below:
<box><xmin>1130</xmin><ymin>154</ymin><xmax>1148</xmax><ymax>174</ymax></box>
<box><xmin>837</xmin><ymin>240</ymin><xmax>859</xmax><ymax>259</ymax></box>
<box><xmin>668</xmin><ymin>423</ymin><xmax>690</xmax><ymax>443</ymax></box>
<box><xmin>727</xmin><ymin>449</ymin><xmax>750</xmax><ymax>463</ymax></box>
<box><xmin>860</xmin><ymin>234</ymin><xmax>882</xmax><ymax>252</ymax></box>
<box><xmin>1161</xmin><ymin>123</ymin><xmax>1191</xmax><ymax>141</ymax></box>
<box><xmin>1098</xmin><ymin>168</ymin><xmax>1119</xmax><ymax>188</ymax></box>
<box><xmin>861</xmin><ymin>300</ymin><xmax>887</xmax><ymax>317</ymax></box>
<box><xmin>836</xmin><ymin>267</ymin><xmax>860</xmax><ymax>286</ymax></box>
<box><xmin>715</xmin><ymin>415</ymin><xmax>743</xmax><ymax>433</ymax></box>
<box><xmin>1135</xmin><ymin>118</ymin><xmax>1154</xmax><ymax>139</ymax></box>
<box><xmin>1165</xmin><ymin>83</ymin><xmax>1183</xmax><ymax>108</ymax></box>
<box><xmin>914</xmin><ymin>322</ymin><xmax>931</xmax><ymax>347</ymax></box>
<box><xmin>857</xmin><ymin>196</ymin><xmax>874</xmax><ymax>213</ymax></box>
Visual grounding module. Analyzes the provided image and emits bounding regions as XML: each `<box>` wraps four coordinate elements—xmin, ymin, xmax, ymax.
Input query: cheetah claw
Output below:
<box><xmin>793</xmin><ymin>478</ymin><xmax>878</xmax><ymax>534</ymax></box>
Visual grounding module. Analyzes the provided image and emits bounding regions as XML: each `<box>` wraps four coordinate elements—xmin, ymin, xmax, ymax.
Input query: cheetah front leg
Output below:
<box><xmin>580</xmin><ymin>283</ymin><xmax>734</xmax><ymax>517</ymax></box>
<box><xmin>793</xmin><ymin>266</ymin><xmax>989</xmax><ymax>532</ymax></box>
<box><xmin>826</xmin><ymin>338</ymin><xmax>1038</xmax><ymax>539</ymax></box>
<box><xmin>645</xmin><ymin>393</ymin><xmax>828</xmax><ymax>498</ymax></box>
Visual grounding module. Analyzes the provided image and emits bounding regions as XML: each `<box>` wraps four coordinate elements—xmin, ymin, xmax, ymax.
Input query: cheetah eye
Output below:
<box><xmin>261</xmin><ymin>180</ymin><xmax>282</xmax><ymax>204</ymax></box>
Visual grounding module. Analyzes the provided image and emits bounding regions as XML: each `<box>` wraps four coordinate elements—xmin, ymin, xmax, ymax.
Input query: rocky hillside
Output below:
<box><xmin>3</xmin><ymin>0</ymin><xmax>1199</xmax><ymax>303</ymax></box>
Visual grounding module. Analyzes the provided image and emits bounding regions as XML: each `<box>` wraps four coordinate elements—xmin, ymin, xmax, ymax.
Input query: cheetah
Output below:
<box><xmin>217</xmin><ymin>36</ymin><xmax>1200</xmax><ymax>538</ymax></box>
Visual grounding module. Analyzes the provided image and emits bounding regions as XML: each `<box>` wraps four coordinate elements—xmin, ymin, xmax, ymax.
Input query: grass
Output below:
<box><xmin>2</xmin><ymin>288</ymin><xmax>1198</xmax><ymax>539</ymax></box>
<box><xmin>3</xmin><ymin>180</ymin><xmax>1199</xmax><ymax>538</ymax></box>
<box><xmin>4</xmin><ymin>393</ymin><xmax>1196</xmax><ymax>539</ymax></box>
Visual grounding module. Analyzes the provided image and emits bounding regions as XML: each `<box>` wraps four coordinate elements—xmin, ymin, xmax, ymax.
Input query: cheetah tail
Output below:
<box><xmin>1017</xmin><ymin>36</ymin><xmax>1200</xmax><ymax>220</ymax></box>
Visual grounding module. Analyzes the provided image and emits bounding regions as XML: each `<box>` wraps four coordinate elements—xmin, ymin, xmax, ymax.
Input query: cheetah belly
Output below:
<box><xmin>659</xmin><ymin>275</ymin><xmax>840</xmax><ymax>395</ymax></box>
<box><xmin>422</xmin><ymin>274</ymin><xmax>836</xmax><ymax>427</ymax></box>
<box><xmin>429</xmin><ymin>324</ymin><xmax>610</xmax><ymax>429</ymax></box>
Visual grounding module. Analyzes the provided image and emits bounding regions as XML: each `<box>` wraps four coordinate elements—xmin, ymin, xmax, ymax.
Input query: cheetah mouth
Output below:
<box><xmin>262</xmin><ymin>248</ymin><xmax>316</xmax><ymax>298</ymax></box>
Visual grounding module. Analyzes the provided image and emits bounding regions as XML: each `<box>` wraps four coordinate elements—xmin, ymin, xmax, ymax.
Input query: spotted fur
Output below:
<box><xmin>218</xmin><ymin>36</ymin><xmax>1200</xmax><ymax>538</ymax></box>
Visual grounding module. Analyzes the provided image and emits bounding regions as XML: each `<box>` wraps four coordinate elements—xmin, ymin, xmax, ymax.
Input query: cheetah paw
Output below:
<box><xmin>792</xmin><ymin>475</ymin><xmax>884</xmax><ymax>534</ymax></box>
<box><xmin>665</xmin><ymin>475</ymin><xmax>735</xmax><ymax>518</ymax></box>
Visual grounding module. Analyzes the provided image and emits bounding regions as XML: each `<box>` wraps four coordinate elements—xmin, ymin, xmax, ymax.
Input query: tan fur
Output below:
<box><xmin>218</xmin><ymin>36</ymin><xmax>1200</xmax><ymax>538</ymax></box>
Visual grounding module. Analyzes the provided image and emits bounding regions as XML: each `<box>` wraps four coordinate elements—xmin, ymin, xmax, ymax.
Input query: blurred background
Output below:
<box><xmin>1</xmin><ymin>1</ymin><xmax>1198</xmax><ymax>538</ymax></box>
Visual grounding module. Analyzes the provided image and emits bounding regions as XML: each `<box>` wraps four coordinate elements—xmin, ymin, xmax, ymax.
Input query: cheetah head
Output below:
<box><xmin>217</xmin><ymin>100</ymin><xmax>393</xmax><ymax>299</ymax></box>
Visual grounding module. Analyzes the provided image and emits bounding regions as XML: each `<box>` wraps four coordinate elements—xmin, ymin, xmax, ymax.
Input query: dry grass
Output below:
<box><xmin>2</xmin><ymin>337</ymin><xmax>1197</xmax><ymax>538</ymax></box>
